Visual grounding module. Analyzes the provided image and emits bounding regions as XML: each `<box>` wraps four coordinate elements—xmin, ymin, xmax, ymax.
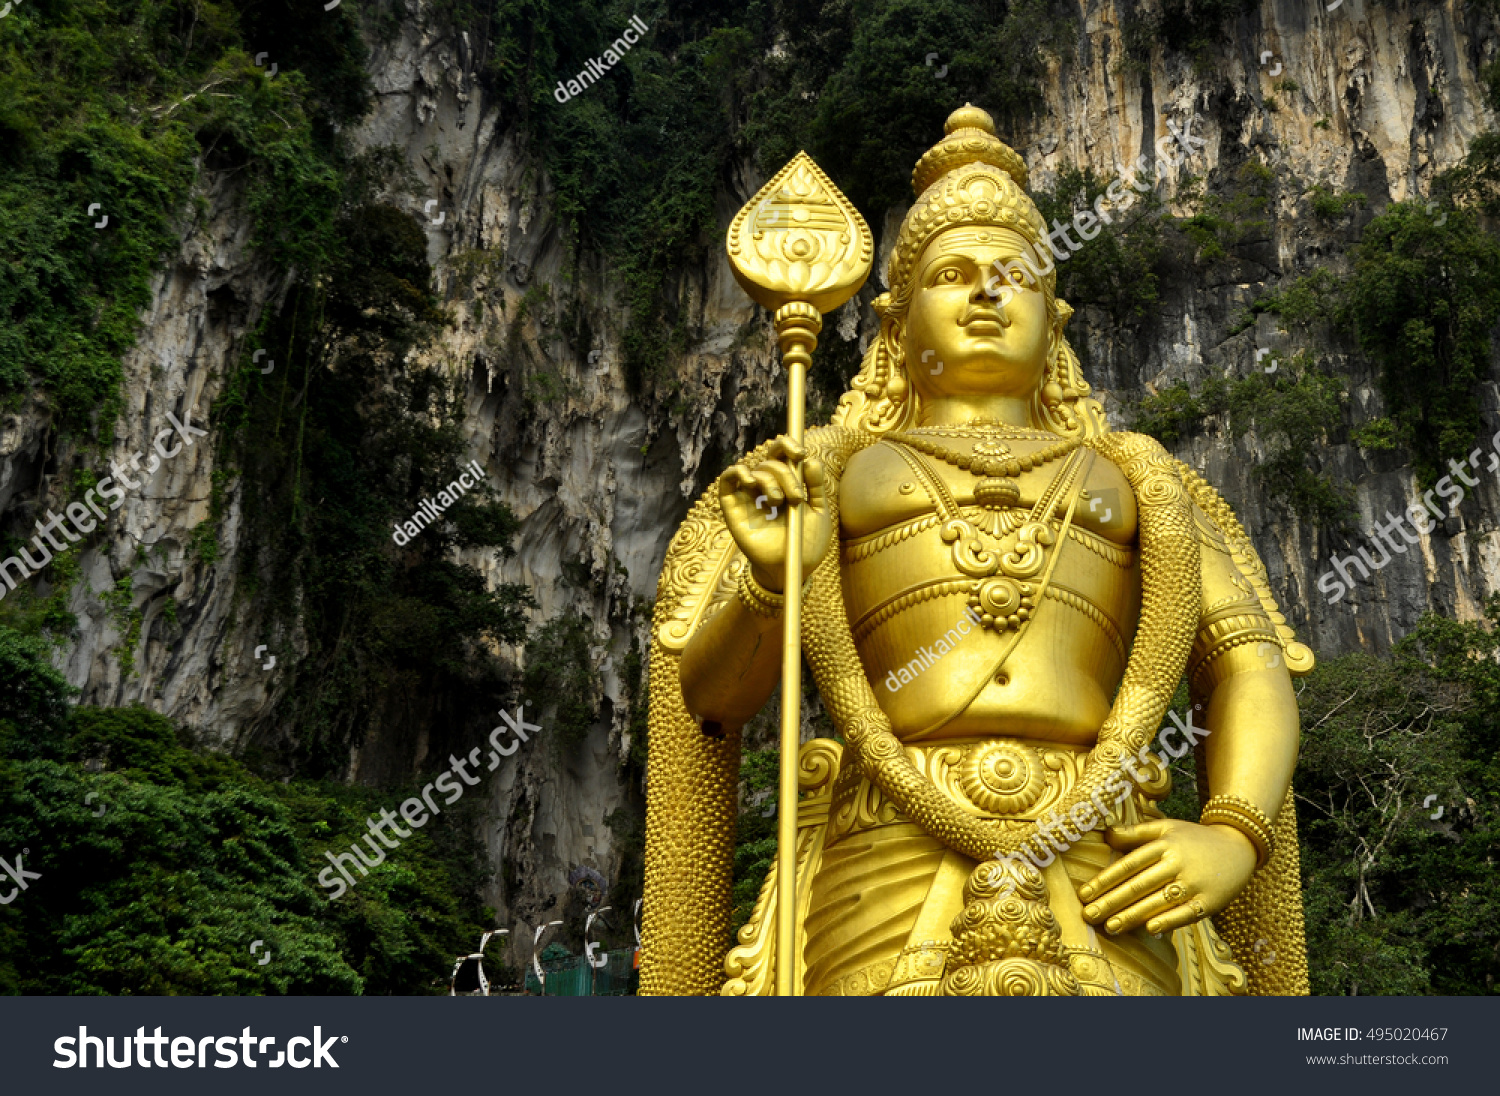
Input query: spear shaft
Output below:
<box><xmin>722</xmin><ymin>153</ymin><xmax>870</xmax><ymax>996</ymax></box>
<box><xmin>772</xmin><ymin>303</ymin><xmax>820</xmax><ymax>996</ymax></box>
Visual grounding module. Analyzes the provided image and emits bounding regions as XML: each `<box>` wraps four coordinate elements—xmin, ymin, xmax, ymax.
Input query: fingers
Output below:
<box><xmin>755</xmin><ymin>463</ymin><xmax>804</xmax><ymax>506</ymax></box>
<box><xmin>1081</xmin><ymin>861</ymin><xmax>1176</xmax><ymax>924</ymax></box>
<box><xmin>718</xmin><ymin>462</ymin><xmax>795</xmax><ymax>509</ymax></box>
<box><xmin>1103</xmin><ymin>820</ymin><xmax>1168</xmax><ymax>853</ymax></box>
<box><xmin>764</xmin><ymin>436</ymin><xmax>805</xmax><ymax>464</ymax></box>
<box><xmin>803</xmin><ymin>458</ymin><xmax>827</xmax><ymax>510</ymax></box>
<box><xmin>1104</xmin><ymin>884</ymin><xmax>1187</xmax><ymax>935</ymax></box>
<box><xmin>718</xmin><ymin>467</ymin><xmax>760</xmax><ymax>521</ymax></box>
<box><xmin>719</xmin><ymin>464</ymin><xmax>758</xmax><ymax>498</ymax></box>
<box><xmin>717</xmin><ymin>437</ymin><xmax>817</xmax><ymax>510</ymax></box>
<box><xmin>1078</xmin><ymin>838</ymin><xmax>1164</xmax><ymax>903</ymax></box>
<box><xmin>1145</xmin><ymin>902</ymin><xmax>1205</xmax><ymax>936</ymax></box>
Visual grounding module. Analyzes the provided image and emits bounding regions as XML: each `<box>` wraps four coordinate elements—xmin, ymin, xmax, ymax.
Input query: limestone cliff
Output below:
<box><xmin>5</xmin><ymin>0</ymin><xmax>1496</xmax><ymax>970</ymax></box>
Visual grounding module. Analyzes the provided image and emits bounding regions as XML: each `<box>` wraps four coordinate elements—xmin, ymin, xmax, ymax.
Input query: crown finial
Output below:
<box><xmin>945</xmin><ymin>104</ymin><xmax>995</xmax><ymax>136</ymax></box>
<box><xmin>911</xmin><ymin>105</ymin><xmax>1027</xmax><ymax>197</ymax></box>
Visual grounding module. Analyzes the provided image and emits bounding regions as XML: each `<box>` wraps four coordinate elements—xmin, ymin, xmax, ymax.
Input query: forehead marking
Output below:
<box><xmin>929</xmin><ymin>227</ymin><xmax>1033</xmax><ymax>257</ymax></box>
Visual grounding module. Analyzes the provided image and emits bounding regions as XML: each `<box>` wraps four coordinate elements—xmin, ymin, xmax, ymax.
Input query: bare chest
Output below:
<box><xmin>839</xmin><ymin>436</ymin><xmax>1138</xmax><ymax>545</ymax></box>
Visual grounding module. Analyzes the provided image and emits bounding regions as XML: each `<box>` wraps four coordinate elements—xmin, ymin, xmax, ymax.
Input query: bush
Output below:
<box><xmin>522</xmin><ymin>613</ymin><xmax>601</xmax><ymax>756</ymax></box>
<box><xmin>1132</xmin><ymin>382</ymin><xmax>1208</xmax><ymax>448</ymax></box>
<box><xmin>1345</xmin><ymin>203</ymin><xmax>1500</xmax><ymax>485</ymax></box>
<box><xmin>1309</xmin><ymin>184</ymin><xmax>1365</xmax><ymax>221</ymax></box>
<box><xmin>1031</xmin><ymin>164</ymin><xmax>1164</xmax><ymax>326</ymax></box>
<box><xmin>1133</xmin><ymin>355</ymin><xmax>1351</xmax><ymax>524</ymax></box>
<box><xmin>0</xmin><ymin>629</ymin><xmax>496</xmax><ymax>994</ymax></box>
<box><xmin>1295</xmin><ymin>602</ymin><xmax>1500</xmax><ymax>995</ymax></box>
<box><xmin>0</xmin><ymin>0</ymin><xmax>362</xmax><ymax>435</ymax></box>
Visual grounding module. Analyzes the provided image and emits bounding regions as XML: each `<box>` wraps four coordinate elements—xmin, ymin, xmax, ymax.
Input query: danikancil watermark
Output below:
<box><xmin>883</xmin><ymin>605</ymin><xmax>983</xmax><ymax>693</ymax></box>
<box><xmin>552</xmin><ymin>14</ymin><xmax>650</xmax><ymax>103</ymax></box>
<box><xmin>318</xmin><ymin>706</ymin><xmax>541</xmax><ymax>899</ymax></box>
<box><xmin>391</xmin><ymin>460</ymin><xmax>485</xmax><ymax>547</ymax></box>
<box><xmin>1317</xmin><ymin>429</ymin><xmax>1500</xmax><ymax>605</ymax></box>
<box><xmin>0</xmin><ymin>409</ymin><xmax>206</xmax><ymax>600</ymax></box>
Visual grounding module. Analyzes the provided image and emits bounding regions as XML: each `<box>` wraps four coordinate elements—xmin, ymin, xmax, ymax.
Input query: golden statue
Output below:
<box><xmin>640</xmin><ymin>106</ymin><xmax>1314</xmax><ymax>996</ymax></box>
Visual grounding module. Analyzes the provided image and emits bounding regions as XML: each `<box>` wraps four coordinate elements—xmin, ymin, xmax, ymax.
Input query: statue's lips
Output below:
<box><xmin>961</xmin><ymin>317</ymin><xmax>1006</xmax><ymax>335</ymax></box>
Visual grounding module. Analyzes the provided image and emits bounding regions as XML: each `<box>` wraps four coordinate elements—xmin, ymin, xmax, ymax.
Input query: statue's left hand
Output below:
<box><xmin>1076</xmin><ymin>819</ymin><xmax>1258</xmax><ymax>936</ymax></box>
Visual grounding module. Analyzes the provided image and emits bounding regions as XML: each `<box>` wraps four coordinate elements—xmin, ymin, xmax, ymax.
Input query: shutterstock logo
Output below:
<box><xmin>54</xmin><ymin>1026</ymin><xmax>345</xmax><ymax>1069</ymax></box>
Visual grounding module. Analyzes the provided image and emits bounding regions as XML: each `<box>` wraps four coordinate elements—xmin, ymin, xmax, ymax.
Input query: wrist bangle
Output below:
<box><xmin>737</xmin><ymin>567</ymin><xmax>784</xmax><ymax>618</ymax></box>
<box><xmin>1200</xmin><ymin>794</ymin><xmax>1276</xmax><ymax>870</ymax></box>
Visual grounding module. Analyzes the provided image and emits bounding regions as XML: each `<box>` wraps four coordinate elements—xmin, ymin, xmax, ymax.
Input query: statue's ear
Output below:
<box><xmin>1045</xmin><ymin>297</ymin><xmax>1074</xmax><ymax>377</ymax></box>
<box><xmin>1049</xmin><ymin>298</ymin><xmax>1074</xmax><ymax>354</ymax></box>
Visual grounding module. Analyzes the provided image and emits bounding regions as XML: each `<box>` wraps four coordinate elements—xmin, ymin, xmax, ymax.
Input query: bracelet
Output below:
<box><xmin>736</xmin><ymin>567</ymin><xmax>785</xmax><ymax>618</ymax></box>
<box><xmin>1200</xmin><ymin>794</ymin><xmax>1276</xmax><ymax>870</ymax></box>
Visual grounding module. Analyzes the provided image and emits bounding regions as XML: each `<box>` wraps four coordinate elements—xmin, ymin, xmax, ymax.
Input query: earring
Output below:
<box><xmin>1042</xmin><ymin>329</ymin><xmax>1063</xmax><ymax>408</ymax></box>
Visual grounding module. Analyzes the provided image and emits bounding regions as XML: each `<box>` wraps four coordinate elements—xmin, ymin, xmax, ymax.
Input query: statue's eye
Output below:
<box><xmin>936</xmin><ymin>268</ymin><xmax>962</xmax><ymax>285</ymax></box>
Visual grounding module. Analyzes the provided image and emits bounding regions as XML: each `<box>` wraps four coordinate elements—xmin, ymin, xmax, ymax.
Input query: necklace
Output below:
<box><xmin>888</xmin><ymin>430</ymin><xmax>1084</xmax><ymax>510</ymax></box>
<box><xmin>883</xmin><ymin>440</ymin><xmax>1092</xmax><ymax>634</ymax></box>
<box><xmin>907</xmin><ymin>418</ymin><xmax>1054</xmax><ymax>441</ymax></box>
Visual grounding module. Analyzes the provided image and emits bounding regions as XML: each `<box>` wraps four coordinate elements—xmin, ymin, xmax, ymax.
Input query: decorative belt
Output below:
<box><xmin>827</xmin><ymin>736</ymin><xmax>1163</xmax><ymax>845</ymax></box>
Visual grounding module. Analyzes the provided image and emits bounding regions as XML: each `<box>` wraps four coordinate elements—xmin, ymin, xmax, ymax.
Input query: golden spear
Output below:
<box><xmin>725</xmin><ymin>153</ymin><xmax>872</xmax><ymax>995</ymax></box>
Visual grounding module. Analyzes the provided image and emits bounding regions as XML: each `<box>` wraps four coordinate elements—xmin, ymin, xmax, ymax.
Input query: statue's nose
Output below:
<box><xmin>969</xmin><ymin>279</ymin><xmax>1011</xmax><ymax>323</ymax></box>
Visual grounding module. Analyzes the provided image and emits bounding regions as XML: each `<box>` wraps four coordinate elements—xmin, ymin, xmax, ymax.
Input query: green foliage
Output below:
<box><xmin>1201</xmin><ymin>353</ymin><xmax>1353</xmax><ymax>524</ymax></box>
<box><xmin>0</xmin><ymin>549</ymin><xmax>82</xmax><ymax>640</ymax></box>
<box><xmin>1254</xmin><ymin>267</ymin><xmax>1342</xmax><ymax>326</ymax></box>
<box><xmin>1350</xmin><ymin>417</ymin><xmax>1402</xmax><ymax>452</ymax></box>
<box><xmin>1436</xmin><ymin>62</ymin><xmax>1500</xmax><ymax>215</ymax></box>
<box><xmin>1030</xmin><ymin>164</ymin><xmax>1164</xmax><ymax>326</ymax></box>
<box><xmin>1344</xmin><ymin>203</ymin><xmax>1500</xmax><ymax>485</ymax></box>
<box><xmin>1177</xmin><ymin>160</ymin><xmax>1273</xmax><ymax>263</ymax></box>
<box><xmin>1132</xmin><ymin>355</ymin><xmax>1352</xmax><ymax>523</ymax></box>
<box><xmin>1115</xmin><ymin>12</ymin><xmax>1157</xmax><ymax>76</ymax></box>
<box><xmin>0</xmin><ymin>627</ymin><xmax>76</xmax><ymax>759</ymax></box>
<box><xmin>1252</xmin><ymin>187</ymin><xmax>1500</xmax><ymax>489</ymax></box>
<box><xmin>0</xmin><ymin>0</ymin><xmax>366</xmax><ymax>436</ymax></box>
<box><xmin>99</xmin><ymin>575</ymin><xmax>143</xmax><ymax>678</ymax></box>
<box><xmin>1309</xmin><ymin>184</ymin><xmax>1365</xmax><ymax>221</ymax></box>
<box><xmin>1132</xmin><ymin>382</ymin><xmax>1206</xmax><ymax>448</ymax></box>
<box><xmin>730</xmin><ymin>747</ymin><xmax>779</xmax><ymax>935</ymax></box>
<box><xmin>522</xmin><ymin>613</ymin><xmax>601</xmax><ymax>756</ymax></box>
<box><xmin>1118</xmin><ymin>0</ymin><xmax>1255</xmax><ymax>71</ymax></box>
<box><xmin>1296</xmin><ymin>601</ymin><xmax>1500</xmax><ymax>995</ymax></box>
<box><xmin>772</xmin><ymin>0</ymin><xmax>1064</xmax><ymax>217</ymax></box>
<box><xmin>1440</xmin><ymin>131</ymin><xmax>1500</xmax><ymax>216</ymax></box>
<box><xmin>214</xmin><ymin>190</ymin><xmax>533</xmax><ymax>776</ymax></box>
<box><xmin>0</xmin><ymin>632</ymin><xmax>493</xmax><ymax>994</ymax></box>
<box><xmin>476</xmin><ymin>0</ymin><xmax>1074</xmax><ymax>400</ymax></box>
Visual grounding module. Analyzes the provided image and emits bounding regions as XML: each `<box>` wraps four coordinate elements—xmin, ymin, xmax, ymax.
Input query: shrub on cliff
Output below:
<box><xmin>0</xmin><ymin>627</ymin><xmax>494</xmax><ymax>995</ymax></box>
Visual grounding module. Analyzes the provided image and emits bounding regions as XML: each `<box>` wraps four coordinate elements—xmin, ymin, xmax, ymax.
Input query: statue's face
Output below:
<box><xmin>899</xmin><ymin>227</ymin><xmax>1051</xmax><ymax>402</ymax></box>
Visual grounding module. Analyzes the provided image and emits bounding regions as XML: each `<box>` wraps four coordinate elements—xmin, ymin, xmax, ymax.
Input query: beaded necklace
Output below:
<box><xmin>888</xmin><ymin>426</ymin><xmax>1084</xmax><ymax>510</ymax></box>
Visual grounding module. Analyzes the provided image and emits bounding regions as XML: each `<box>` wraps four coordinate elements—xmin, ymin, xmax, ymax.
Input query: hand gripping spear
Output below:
<box><xmin>726</xmin><ymin>154</ymin><xmax>872</xmax><ymax>995</ymax></box>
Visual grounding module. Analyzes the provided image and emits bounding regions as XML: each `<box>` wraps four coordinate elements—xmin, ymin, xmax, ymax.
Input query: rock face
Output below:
<box><xmin>7</xmin><ymin>2</ymin><xmax>1496</xmax><ymax>968</ymax></box>
<box><xmin>1006</xmin><ymin>0</ymin><xmax>1500</xmax><ymax>661</ymax></box>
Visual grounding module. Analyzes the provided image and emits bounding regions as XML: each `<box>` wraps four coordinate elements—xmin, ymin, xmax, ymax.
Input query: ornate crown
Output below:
<box><xmin>887</xmin><ymin>105</ymin><xmax>1049</xmax><ymax>294</ymax></box>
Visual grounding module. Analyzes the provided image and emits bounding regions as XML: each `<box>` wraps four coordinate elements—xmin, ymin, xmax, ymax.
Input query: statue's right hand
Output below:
<box><xmin>718</xmin><ymin>437</ymin><xmax>832</xmax><ymax>594</ymax></box>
